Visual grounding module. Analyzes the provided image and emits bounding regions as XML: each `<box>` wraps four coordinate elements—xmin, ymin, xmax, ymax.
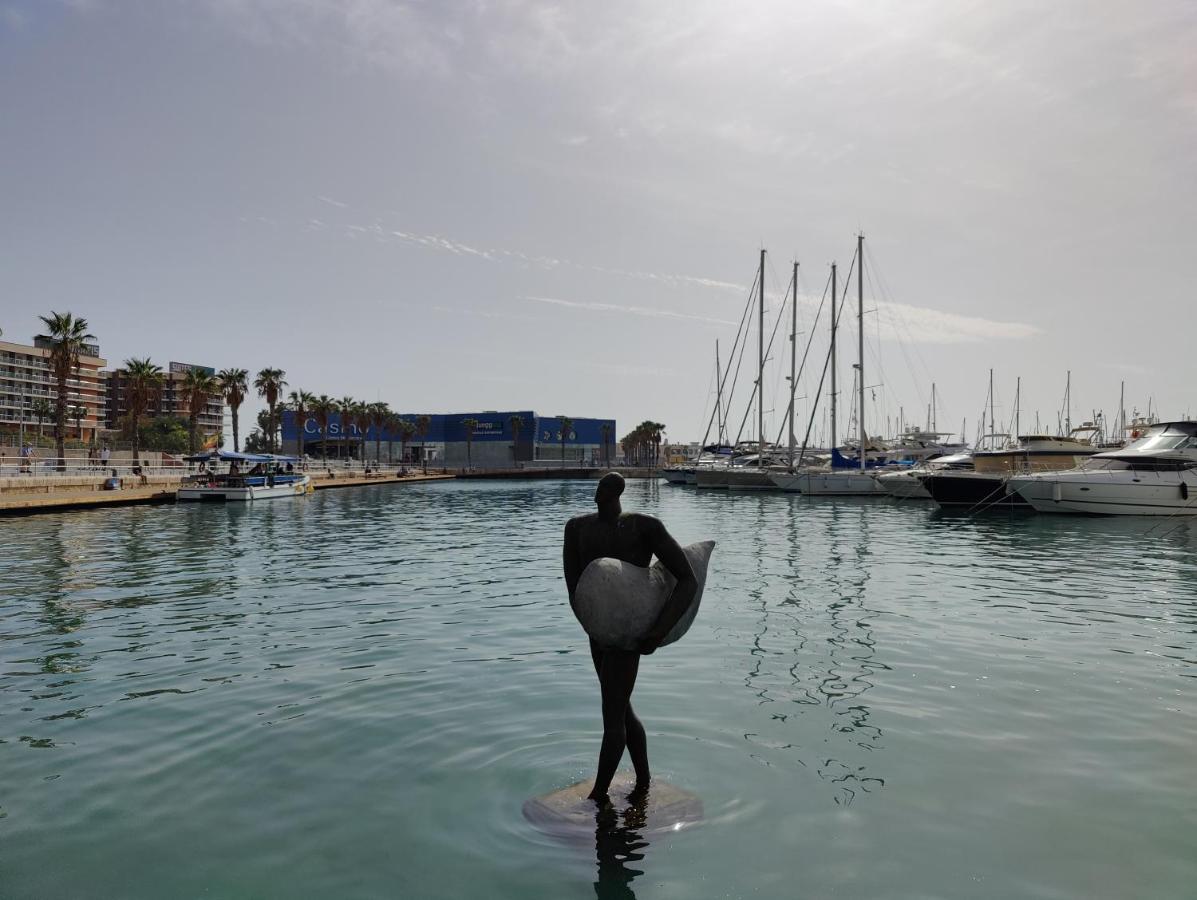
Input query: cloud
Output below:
<box><xmin>317</xmin><ymin>194</ymin><xmax>348</xmax><ymax>208</ymax></box>
<box><xmin>873</xmin><ymin>299</ymin><xmax>1039</xmax><ymax>345</ymax></box>
<box><xmin>524</xmin><ymin>295</ymin><xmax>737</xmax><ymax>327</ymax></box>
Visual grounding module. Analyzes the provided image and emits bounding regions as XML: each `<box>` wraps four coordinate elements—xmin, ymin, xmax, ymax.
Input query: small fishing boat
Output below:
<box><xmin>177</xmin><ymin>450</ymin><xmax>311</xmax><ymax>502</ymax></box>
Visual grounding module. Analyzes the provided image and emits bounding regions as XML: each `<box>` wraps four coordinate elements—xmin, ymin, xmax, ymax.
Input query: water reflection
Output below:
<box><xmin>592</xmin><ymin>790</ymin><xmax>650</xmax><ymax>900</ymax></box>
<box><xmin>739</xmin><ymin>496</ymin><xmax>887</xmax><ymax>805</ymax></box>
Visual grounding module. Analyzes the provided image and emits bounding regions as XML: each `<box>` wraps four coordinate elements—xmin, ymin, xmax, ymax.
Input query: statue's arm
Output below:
<box><xmin>641</xmin><ymin>519</ymin><xmax>696</xmax><ymax>654</ymax></box>
<box><xmin>562</xmin><ymin>518</ymin><xmax>583</xmax><ymax>602</ymax></box>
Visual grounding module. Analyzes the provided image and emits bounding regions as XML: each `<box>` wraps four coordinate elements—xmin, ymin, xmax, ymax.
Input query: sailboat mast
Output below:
<box><xmin>857</xmin><ymin>234</ymin><xmax>866</xmax><ymax>473</ymax></box>
<box><xmin>830</xmin><ymin>262</ymin><xmax>838</xmax><ymax>449</ymax></box>
<box><xmin>1065</xmin><ymin>370</ymin><xmax>1072</xmax><ymax>433</ymax></box>
<box><xmin>988</xmin><ymin>368</ymin><xmax>995</xmax><ymax>444</ymax></box>
<box><xmin>931</xmin><ymin>382</ymin><xmax>937</xmax><ymax>432</ymax></box>
<box><xmin>1119</xmin><ymin>380</ymin><xmax>1125</xmax><ymax>442</ymax></box>
<box><xmin>758</xmin><ymin>248</ymin><xmax>766</xmax><ymax>467</ymax></box>
<box><xmin>1015</xmin><ymin>376</ymin><xmax>1021</xmax><ymax>439</ymax></box>
<box><xmin>715</xmin><ymin>340</ymin><xmax>724</xmax><ymax>445</ymax></box>
<box><xmin>788</xmin><ymin>261</ymin><xmax>798</xmax><ymax>470</ymax></box>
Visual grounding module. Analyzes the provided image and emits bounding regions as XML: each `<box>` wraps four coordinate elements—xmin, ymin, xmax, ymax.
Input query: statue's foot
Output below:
<box><xmin>586</xmin><ymin>788</ymin><xmax>611</xmax><ymax>807</ymax></box>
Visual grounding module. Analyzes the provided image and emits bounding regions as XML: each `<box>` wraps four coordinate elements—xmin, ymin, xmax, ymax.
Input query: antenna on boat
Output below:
<box><xmin>1065</xmin><ymin>370</ymin><xmax>1072</xmax><ymax>434</ymax></box>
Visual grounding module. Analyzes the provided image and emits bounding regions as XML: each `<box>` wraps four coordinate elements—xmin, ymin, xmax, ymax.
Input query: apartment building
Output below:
<box><xmin>104</xmin><ymin>361</ymin><xmax>225</xmax><ymax>439</ymax></box>
<box><xmin>0</xmin><ymin>336</ymin><xmax>107</xmax><ymax>443</ymax></box>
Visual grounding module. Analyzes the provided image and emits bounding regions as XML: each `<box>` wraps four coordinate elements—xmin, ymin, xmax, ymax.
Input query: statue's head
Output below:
<box><xmin>594</xmin><ymin>472</ymin><xmax>625</xmax><ymax>508</ymax></box>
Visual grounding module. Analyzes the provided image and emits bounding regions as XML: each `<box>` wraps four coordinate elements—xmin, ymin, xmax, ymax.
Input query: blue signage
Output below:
<box><xmin>281</xmin><ymin>410</ymin><xmax>615</xmax><ymax>445</ymax></box>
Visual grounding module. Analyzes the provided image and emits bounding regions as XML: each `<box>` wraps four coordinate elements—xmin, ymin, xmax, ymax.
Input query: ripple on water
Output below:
<box><xmin>1</xmin><ymin>481</ymin><xmax>1195</xmax><ymax>898</ymax></box>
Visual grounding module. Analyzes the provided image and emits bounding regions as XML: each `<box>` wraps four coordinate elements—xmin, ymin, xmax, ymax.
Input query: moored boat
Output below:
<box><xmin>177</xmin><ymin>450</ymin><xmax>311</xmax><ymax>502</ymax></box>
<box><xmin>1008</xmin><ymin>421</ymin><xmax>1197</xmax><ymax>515</ymax></box>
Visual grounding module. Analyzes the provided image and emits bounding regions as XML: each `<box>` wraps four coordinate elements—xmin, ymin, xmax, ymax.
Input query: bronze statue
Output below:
<box><xmin>563</xmin><ymin>472</ymin><xmax>697</xmax><ymax>804</ymax></box>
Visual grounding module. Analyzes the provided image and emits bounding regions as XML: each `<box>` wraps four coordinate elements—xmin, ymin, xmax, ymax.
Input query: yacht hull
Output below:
<box><xmin>1009</xmin><ymin>471</ymin><xmax>1197</xmax><ymax>515</ymax></box>
<box><xmin>771</xmin><ymin>470</ymin><xmax>886</xmax><ymax>495</ymax></box>
<box><xmin>695</xmin><ymin>468</ymin><xmax>729</xmax><ymax>489</ymax></box>
<box><xmin>725</xmin><ymin>469</ymin><xmax>781</xmax><ymax>491</ymax></box>
<box><xmin>876</xmin><ymin>470</ymin><xmax>932</xmax><ymax>500</ymax></box>
<box><xmin>921</xmin><ymin>472</ymin><xmax>1028</xmax><ymax>510</ymax></box>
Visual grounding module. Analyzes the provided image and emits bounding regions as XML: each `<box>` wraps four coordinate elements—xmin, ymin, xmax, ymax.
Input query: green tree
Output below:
<box><xmin>71</xmin><ymin>404</ymin><xmax>87</xmax><ymax>441</ymax></box>
<box><xmin>134</xmin><ymin>416</ymin><xmax>190</xmax><ymax>454</ymax></box>
<box><xmin>509</xmin><ymin>415</ymin><xmax>524</xmax><ymax>467</ymax></box>
<box><xmin>254</xmin><ymin>368</ymin><xmax>287</xmax><ymax>453</ymax></box>
<box><xmin>354</xmin><ymin>403</ymin><xmax>372</xmax><ymax>463</ymax></box>
<box><xmin>557</xmin><ymin>415</ymin><xmax>574</xmax><ymax>468</ymax></box>
<box><xmin>416</xmin><ymin>415</ymin><xmax>431</xmax><ymax>473</ymax></box>
<box><xmin>398</xmin><ymin>418</ymin><xmax>416</xmax><ymax>465</ymax></box>
<box><xmin>37</xmin><ymin>311</ymin><xmax>95</xmax><ymax>470</ymax></box>
<box><xmin>286</xmin><ymin>390</ymin><xmax>315</xmax><ymax>458</ymax></box>
<box><xmin>369</xmin><ymin>402</ymin><xmax>390</xmax><ymax>464</ymax></box>
<box><xmin>218</xmin><ymin>368</ymin><xmax>249</xmax><ymax>452</ymax></box>
<box><xmin>180</xmin><ymin>368</ymin><xmax>219</xmax><ymax>454</ymax></box>
<box><xmin>311</xmin><ymin>395</ymin><xmax>336</xmax><ymax>461</ymax></box>
<box><xmin>337</xmin><ymin>397</ymin><xmax>357</xmax><ymax>459</ymax></box>
<box><xmin>123</xmin><ymin>357</ymin><xmax>164</xmax><ymax>463</ymax></box>
<box><xmin>461</xmin><ymin>418</ymin><xmax>479</xmax><ymax>470</ymax></box>
<box><xmin>30</xmin><ymin>397</ymin><xmax>53</xmax><ymax>441</ymax></box>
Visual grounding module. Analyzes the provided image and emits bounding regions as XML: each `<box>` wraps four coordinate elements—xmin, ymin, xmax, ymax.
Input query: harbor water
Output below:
<box><xmin>2</xmin><ymin>480</ymin><xmax>1195</xmax><ymax>899</ymax></box>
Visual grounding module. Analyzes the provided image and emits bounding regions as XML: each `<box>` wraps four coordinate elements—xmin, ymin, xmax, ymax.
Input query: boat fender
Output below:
<box><xmin>1181</xmin><ymin>483</ymin><xmax>1189</xmax><ymax>501</ymax></box>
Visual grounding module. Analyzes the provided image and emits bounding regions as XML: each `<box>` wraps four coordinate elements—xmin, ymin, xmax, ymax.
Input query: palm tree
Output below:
<box><xmin>369</xmin><ymin>402</ymin><xmax>390</xmax><ymax>465</ymax></box>
<box><xmin>461</xmin><ymin>418</ymin><xmax>479</xmax><ymax>470</ymax></box>
<box><xmin>30</xmin><ymin>397</ymin><xmax>53</xmax><ymax>441</ymax></box>
<box><xmin>253</xmin><ymin>368</ymin><xmax>287</xmax><ymax>453</ymax></box>
<box><xmin>286</xmin><ymin>390</ymin><xmax>315</xmax><ymax>457</ymax></box>
<box><xmin>557</xmin><ymin>415</ymin><xmax>574</xmax><ymax>468</ymax></box>
<box><xmin>398</xmin><ymin>418</ymin><xmax>416</xmax><ymax>465</ymax></box>
<box><xmin>71</xmin><ymin>404</ymin><xmax>87</xmax><ymax>441</ymax></box>
<box><xmin>37</xmin><ymin>312</ymin><xmax>95</xmax><ymax>470</ymax></box>
<box><xmin>600</xmin><ymin>422</ymin><xmax>612</xmax><ymax>468</ymax></box>
<box><xmin>354</xmin><ymin>403</ymin><xmax>372</xmax><ymax>463</ymax></box>
<box><xmin>416</xmin><ymin>414</ymin><xmax>431</xmax><ymax>473</ymax></box>
<box><xmin>337</xmin><ymin>397</ymin><xmax>356</xmax><ymax>459</ymax></box>
<box><xmin>218</xmin><ymin>368</ymin><xmax>249</xmax><ymax>452</ymax></box>
<box><xmin>123</xmin><ymin>358</ymin><xmax>164</xmax><ymax>464</ymax></box>
<box><xmin>180</xmin><ymin>367</ymin><xmax>219</xmax><ymax>454</ymax></box>
<box><xmin>509</xmin><ymin>415</ymin><xmax>524</xmax><ymax>467</ymax></box>
<box><xmin>311</xmin><ymin>395</ymin><xmax>336</xmax><ymax>461</ymax></box>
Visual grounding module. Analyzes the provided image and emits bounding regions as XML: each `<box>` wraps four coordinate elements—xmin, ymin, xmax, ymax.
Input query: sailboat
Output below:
<box><xmin>773</xmin><ymin>234</ymin><xmax>887</xmax><ymax>495</ymax></box>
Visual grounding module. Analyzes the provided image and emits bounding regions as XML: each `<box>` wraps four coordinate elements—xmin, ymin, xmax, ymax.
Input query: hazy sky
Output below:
<box><xmin>2</xmin><ymin>0</ymin><xmax>1194</xmax><ymax>444</ymax></box>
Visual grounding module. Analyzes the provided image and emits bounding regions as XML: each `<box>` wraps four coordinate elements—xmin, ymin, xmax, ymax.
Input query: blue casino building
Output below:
<box><xmin>280</xmin><ymin>410</ymin><xmax>616</xmax><ymax>468</ymax></box>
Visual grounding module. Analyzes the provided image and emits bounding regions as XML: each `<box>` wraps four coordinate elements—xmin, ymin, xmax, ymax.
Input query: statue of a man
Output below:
<box><xmin>563</xmin><ymin>472</ymin><xmax>697</xmax><ymax>804</ymax></box>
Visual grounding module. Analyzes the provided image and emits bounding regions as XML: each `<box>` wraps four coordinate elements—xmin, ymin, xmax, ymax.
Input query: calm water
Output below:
<box><xmin>2</xmin><ymin>480</ymin><xmax>1195</xmax><ymax>899</ymax></box>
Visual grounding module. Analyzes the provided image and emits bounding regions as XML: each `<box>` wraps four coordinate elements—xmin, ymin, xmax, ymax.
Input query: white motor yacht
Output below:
<box><xmin>1008</xmin><ymin>421</ymin><xmax>1197</xmax><ymax>515</ymax></box>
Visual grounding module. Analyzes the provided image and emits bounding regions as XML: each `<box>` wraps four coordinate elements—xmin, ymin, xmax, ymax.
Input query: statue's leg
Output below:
<box><xmin>588</xmin><ymin>646</ymin><xmax>641</xmax><ymax>802</ymax></box>
<box><xmin>590</xmin><ymin>640</ymin><xmax>648</xmax><ymax>784</ymax></box>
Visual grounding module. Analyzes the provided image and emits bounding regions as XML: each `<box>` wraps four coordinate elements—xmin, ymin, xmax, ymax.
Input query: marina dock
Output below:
<box><xmin>0</xmin><ymin>471</ymin><xmax>454</xmax><ymax>516</ymax></box>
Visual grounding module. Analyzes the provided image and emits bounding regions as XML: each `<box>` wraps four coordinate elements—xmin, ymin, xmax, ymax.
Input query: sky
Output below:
<box><xmin>2</xmin><ymin>0</ymin><xmax>1195</xmax><ymax>445</ymax></box>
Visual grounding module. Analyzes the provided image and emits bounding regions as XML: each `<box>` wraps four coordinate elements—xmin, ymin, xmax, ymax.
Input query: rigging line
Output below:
<box><xmin>773</xmin><ymin>268</ymin><xmax>831</xmax><ymax>450</ymax></box>
<box><xmin>863</xmin><ymin>242</ymin><xmax>936</xmax><ymax>399</ymax></box>
<box><xmin>701</xmin><ymin>264</ymin><xmax>758</xmax><ymax>449</ymax></box>
<box><xmin>733</xmin><ymin>268</ymin><xmax>796</xmax><ymax>447</ymax></box>
<box><xmin>796</xmin><ymin>246</ymin><xmax>860</xmax><ymax>467</ymax></box>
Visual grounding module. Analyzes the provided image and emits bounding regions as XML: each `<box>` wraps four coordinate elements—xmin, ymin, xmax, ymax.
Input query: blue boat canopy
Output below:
<box><xmin>184</xmin><ymin>450</ymin><xmax>299</xmax><ymax>463</ymax></box>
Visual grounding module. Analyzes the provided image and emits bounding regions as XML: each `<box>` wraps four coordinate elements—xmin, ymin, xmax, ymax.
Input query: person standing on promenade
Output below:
<box><xmin>562</xmin><ymin>472</ymin><xmax>697</xmax><ymax>805</ymax></box>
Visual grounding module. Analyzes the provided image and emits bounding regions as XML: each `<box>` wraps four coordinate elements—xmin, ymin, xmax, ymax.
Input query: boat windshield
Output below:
<box><xmin>1120</xmin><ymin>424</ymin><xmax>1197</xmax><ymax>454</ymax></box>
